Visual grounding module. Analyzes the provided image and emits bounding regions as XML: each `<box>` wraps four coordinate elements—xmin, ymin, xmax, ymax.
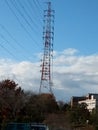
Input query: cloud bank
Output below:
<box><xmin>0</xmin><ymin>48</ymin><xmax>98</xmax><ymax>101</ymax></box>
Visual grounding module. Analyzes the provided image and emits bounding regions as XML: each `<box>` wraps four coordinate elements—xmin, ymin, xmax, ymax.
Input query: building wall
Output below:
<box><xmin>79</xmin><ymin>98</ymin><xmax>96</xmax><ymax>112</ymax></box>
<box><xmin>71</xmin><ymin>93</ymin><xmax>98</xmax><ymax>112</ymax></box>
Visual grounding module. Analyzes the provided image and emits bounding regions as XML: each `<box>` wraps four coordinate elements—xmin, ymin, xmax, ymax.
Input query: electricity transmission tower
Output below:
<box><xmin>39</xmin><ymin>1</ymin><xmax>54</xmax><ymax>94</ymax></box>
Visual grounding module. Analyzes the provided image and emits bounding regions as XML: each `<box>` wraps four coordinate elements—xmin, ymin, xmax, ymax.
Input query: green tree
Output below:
<box><xmin>70</xmin><ymin>103</ymin><xmax>90</xmax><ymax>125</ymax></box>
<box><xmin>90</xmin><ymin>107</ymin><xmax>98</xmax><ymax>128</ymax></box>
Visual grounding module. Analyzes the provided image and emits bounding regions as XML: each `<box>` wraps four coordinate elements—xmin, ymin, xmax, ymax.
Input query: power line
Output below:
<box><xmin>23</xmin><ymin>0</ymin><xmax>43</xmax><ymax>31</ymax></box>
<box><xmin>28</xmin><ymin>0</ymin><xmax>43</xmax><ymax>25</ymax></box>
<box><xmin>11</xmin><ymin>0</ymin><xmax>36</xmax><ymax>35</ymax></box>
<box><xmin>5</xmin><ymin>0</ymin><xmax>32</xmax><ymax>39</ymax></box>
<box><xmin>0</xmin><ymin>32</ymin><xmax>18</xmax><ymax>51</ymax></box>
<box><xmin>5</xmin><ymin>0</ymin><xmax>40</xmax><ymax>48</ymax></box>
<box><xmin>0</xmin><ymin>41</ymin><xmax>18</xmax><ymax>60</ymax></box>
<box><xmin>11</xmin><ymin>0</ymin><xmax>41</xmax><ymax>47</ymax></box>
<box><xmin>17</xmin><ymin>0</ymin><xmax>41</xmax><ymax>34</ymax></box>
<box><xmin>13</xmin><ymin>0</ymin><xmax>38</xmax><ymax>35</ymax></box>
<box><xmin>33</xmin><ymin>0</ymin><xmax>43</xmax><ymax>15</ymax></box>
<box><xmin>0</xmin><ymin>24</ymin><xmax>31</xmax><ymax>60</ymax></box>
<box><xmin>36</xmin><ymin>0</ymin><xmax>44</xmax><ymax>11</ymax></box>
<box><xmin>0</xmin><ymin>24</ymin><xmax>23</xmax><ymax>50</ymax></box>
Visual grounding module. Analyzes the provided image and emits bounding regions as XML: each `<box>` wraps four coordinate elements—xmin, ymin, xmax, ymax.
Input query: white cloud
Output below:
<box><xmin>0</xmin><ymin>48</ymin><xmax>98</xmax><ymax>101</ymax></box>
<box><xmin>62</xmin><ymin>48</ymin><xmax>79</xmax><ymax>55</ymax></box>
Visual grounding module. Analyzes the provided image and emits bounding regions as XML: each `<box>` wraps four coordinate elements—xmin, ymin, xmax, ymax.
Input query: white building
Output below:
<box><xmin>78</xmin><ymin>95</ymin><xmax>96</xmax><ymax>112</ymax></box>
<box><xmin>71</xmin><ymin>93</ymin><xmax>98</xmax><ymax>112</ymax></box>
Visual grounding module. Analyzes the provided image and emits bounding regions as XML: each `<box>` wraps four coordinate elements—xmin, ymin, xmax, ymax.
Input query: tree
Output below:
<box><xmin>70</xmin><ymin>103</ymin><xmax>90</xmax><ymax>125</ymax></box>
<box><xmin>0</xmin><ymin>79</ymin><xmax>25</xmax><ymax>123</ymax></box>
<box><xmin>90</xmin><ymin>107</ymin><xmax>98</xmax><ymax>127</ymax></box>
<box><xmin>37</xmin><ymin>93</ymin><xmax>59</xmax><ymax>113</ymax></box>
<box><xmin>57</xmin><ymin>101</ymin><xmax>71</xmax><ymax>111</ymax></box>
<box><xmin>23</xmin><ymin>93</ymin><xmax>59</xmax><ymax>123</ymax></box>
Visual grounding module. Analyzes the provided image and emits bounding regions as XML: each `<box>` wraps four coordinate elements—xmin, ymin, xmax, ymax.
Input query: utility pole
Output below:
<box><xmin>39</xmin><ymin>1</ymin><xmax>54</xmax><ymax>94</ymax></box>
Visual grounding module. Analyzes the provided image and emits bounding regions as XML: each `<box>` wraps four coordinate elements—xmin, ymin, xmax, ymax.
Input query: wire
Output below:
<box><xmin>23</xmin><ymin>0</ymin><xmax>43</xmax><ymax>31</ymax></box>
<box><xmin>13</xmin><ymin>0</ymin><xmax>38</xmax><ymax>35</ymax></box>
<box><xmin>28</xmin><ymin>0</ymin><xmax>43</xmax><ymax>25</ymax></box>
<box><xmin>33</xmin><ymin>0</ymin><xmax>43</xmax><ymax>14</ymax></box>
<box><xmin>3</xmin><ymin>0</ymin><xmax>49</xmax><ymax>61</ymax></box>
<box><xmin>0</xmin><ymin>41</ymin><xmax>18</xmax><ymax>60</ymax></box>
<box><xmin>0</xmin><ymin>24</ymin><xmax>31</xmax><ymax>60</ymax></box>
<box><xmin>5</xmin><ymin>0</ymin><xmax>32</xmax><ymax>39</ymax></box>
<box><xmin>11</xmin><ymin>0</ymin><xmax>36</xmax><ymax>34</ymax></box>
<box><xmin>0</xmin><ymin>24</ymin><xmax>24</xmax><ymax>50</ymax></box>
<box><xmin>17</xmin><ymin>0</ymin><xmax>41</xmax><ymax>33</ymax></box>
<box><xmin>11</xmin><ymin>0</ymin><xmax>41</xmax><ymax>47</ymax></box>
<box><xmin>5</xmin><ymin>0</ymin><xmax>40</xmax><ymax>48</ymax></box>
<box><xmin>36</xmin><ymin>0</ymin><xmax>44</xmax><ymax>11</ymax></box>
<box><xmin>0</xmin><ymin>32</ymin><xmax>18</xmax><ymax>51</ymax></box>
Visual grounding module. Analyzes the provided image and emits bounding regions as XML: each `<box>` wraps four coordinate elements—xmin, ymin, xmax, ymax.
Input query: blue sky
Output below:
<box><xmin>0</xmin><ymin>0</ymin><xmax>98</xmax><ymax>101</ymax></box>
<box><xmin>0</xmin><ymin>0</ymin><xmax>98</xmax><ymax>59</ymax></box>
<box><xmin>54</xmin><ymin>0</ymin><xmax>98</xmax><ymax>54</ymax></box>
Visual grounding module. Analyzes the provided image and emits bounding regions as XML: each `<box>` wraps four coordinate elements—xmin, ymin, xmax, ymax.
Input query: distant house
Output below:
<box><xmin>71</xmin><ymin>93</ymin><xmax>98</xmax><ymax>112</ymax></box>
<box><xmin>71</xmin><ymin>96</ymin><xmax>86</xmax><ymax>107</ymax></box>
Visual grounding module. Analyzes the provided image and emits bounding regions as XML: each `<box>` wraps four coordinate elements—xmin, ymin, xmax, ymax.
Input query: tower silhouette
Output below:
<box><xmin>39</xmin><ymin>1</ymin><xmax>54</xmax><ymax>94</ymax></box>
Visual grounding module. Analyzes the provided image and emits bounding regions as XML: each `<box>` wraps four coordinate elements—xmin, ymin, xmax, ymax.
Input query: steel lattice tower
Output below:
<box><xmin>39</xmin><ymin>1</ymin><xmax>54</xmax><ymax>94</ymax></box>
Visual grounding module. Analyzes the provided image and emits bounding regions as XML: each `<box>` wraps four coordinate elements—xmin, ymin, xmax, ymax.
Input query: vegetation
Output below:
<box><xmin>0</xmin><ymin>79</ymin><xmax>98</xmax><ymax>130</ymax></box>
